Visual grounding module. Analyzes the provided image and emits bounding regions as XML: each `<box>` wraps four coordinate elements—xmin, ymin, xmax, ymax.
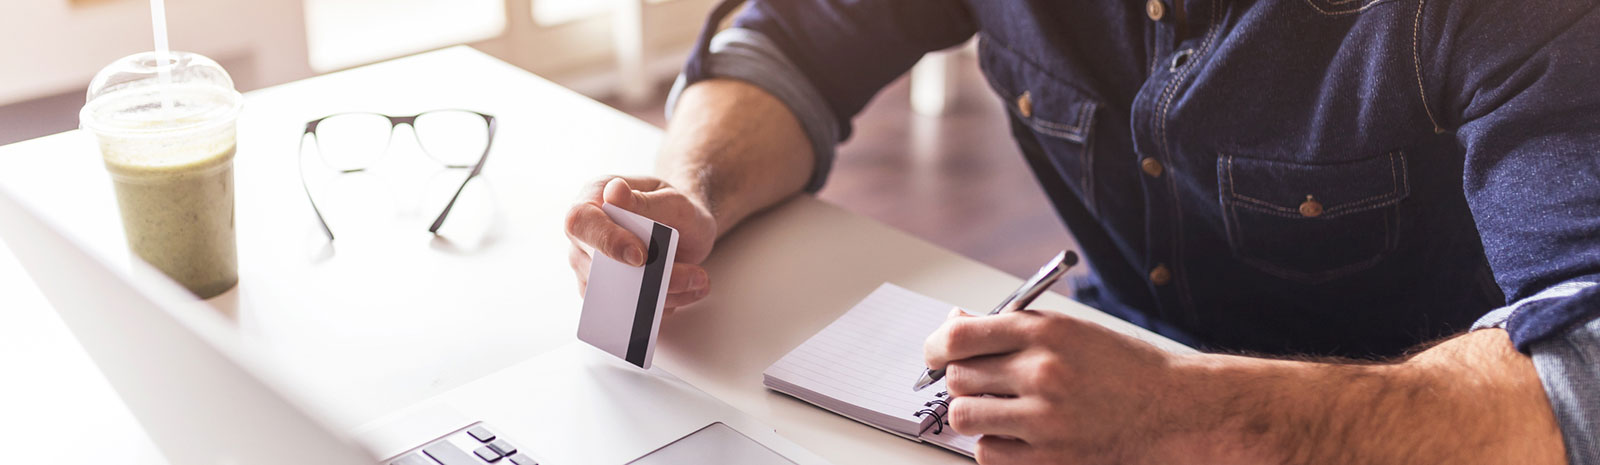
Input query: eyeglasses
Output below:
<box><xmin>297</xmin><ymin>110</ymin><xmax>497</xmax><ymax>240</ymax></box>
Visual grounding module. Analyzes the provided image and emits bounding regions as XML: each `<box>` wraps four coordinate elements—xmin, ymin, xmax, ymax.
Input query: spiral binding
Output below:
<box><xmin>912</xmin><ymin>391</ymin><xmax>952</xmax><ymax>434</ymax></box>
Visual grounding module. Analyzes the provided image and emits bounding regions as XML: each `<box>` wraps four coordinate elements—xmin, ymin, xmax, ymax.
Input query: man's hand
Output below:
<box><xmin>923</xmin><ymin>308</ymin><xmax>1201</xmax><ymax>464</ymax></box>
<box><xmin>565</xmin><ymin>176</ymin><xmax>717</xmax><ymax>311</ymax></box>
<box><xmin>563</xmin><ymin>79</ymin><xmax>817</xmax><ymax>314</ymax></box>
<box><xmin>923</xmin><ymin>308</ymin><xmax>1568</xmax><ymax>465</ymax></box>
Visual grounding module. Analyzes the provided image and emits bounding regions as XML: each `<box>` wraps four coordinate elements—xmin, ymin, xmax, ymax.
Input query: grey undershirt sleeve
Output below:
<box><xmin>665</xmin><ymin>27</ymin><xmax>841</xmax><ymax>192</ymax></box>
<box><xmin>1530</xmin><ymin>319</ymin><xmax>1600</xmax><ymax>465</ymax></box>
<box><xmin>1473</xmin><ymin>282</ymin><xmax>1600</xmax><ymax>465</ymax></box>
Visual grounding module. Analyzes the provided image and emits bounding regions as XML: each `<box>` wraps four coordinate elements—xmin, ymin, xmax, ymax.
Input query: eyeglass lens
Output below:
<box><xmin>413</xmin><ymin>110</ymin><xmax>490</xmax><ymax>167</ymax></box>
<box><xmin>314</xmin><ymin>113</ymin><xmax>392</xmax><ymax>172</ymax></box>
<box><xmin>313</xmin><ymin>111</ymin><xmax>490</xmax><ymax>171</ymax></box>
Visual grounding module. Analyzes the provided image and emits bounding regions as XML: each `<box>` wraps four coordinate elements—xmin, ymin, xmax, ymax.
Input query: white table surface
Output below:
<box><xmin>0</xmin><ymin>46</ymin><xmax>1187</xmax><ymax>465</ymax></box>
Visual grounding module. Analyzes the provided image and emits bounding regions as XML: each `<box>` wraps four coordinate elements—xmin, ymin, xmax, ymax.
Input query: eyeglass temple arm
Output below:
<box><xmin>299</xmin><ymin>128</ymin><xmax>336</xmax><ymax>241</ymax></box>
<box><xmin>428</xmin><ymin>114</ymin><xmax>497</xmax><ymax>234</ymax></box>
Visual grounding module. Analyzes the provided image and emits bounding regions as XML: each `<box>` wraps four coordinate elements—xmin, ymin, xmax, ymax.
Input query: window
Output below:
<box><xmin>304</xmin><ymin>0</ymin><xmax>506</xmax><ymax>72</ymax></box>
<box><xmin>530</xmin><ymin>0</ymin><xmax>607</xmax><ymax>27</ymax></box>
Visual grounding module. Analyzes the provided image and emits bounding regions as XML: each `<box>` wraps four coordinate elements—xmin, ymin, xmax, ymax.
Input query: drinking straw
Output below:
<box><xmin>150</xmin><ymin>0</ymin><xmax>173</xmax><ymax>110</ymax></box>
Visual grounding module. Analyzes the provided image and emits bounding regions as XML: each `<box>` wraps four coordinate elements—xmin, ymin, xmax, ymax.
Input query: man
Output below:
<box><xmin>565</xmin><ymin>0</ymin><xmax>1598</xmax><ymax>462</ymax></box>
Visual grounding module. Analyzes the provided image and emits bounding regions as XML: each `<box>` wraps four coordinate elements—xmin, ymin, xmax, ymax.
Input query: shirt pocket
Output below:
<box><xmin>977</xmin><ymin>38</ymin><xmax>1100</xmax><ymax>207</ymax></box>
<box><xmin>1217</xmin><ymin>151</ymin><xmax>1410</xmax><ymax>284</ymax></box>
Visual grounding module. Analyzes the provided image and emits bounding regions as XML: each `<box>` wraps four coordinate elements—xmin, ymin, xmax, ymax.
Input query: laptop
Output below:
<box><xmin>0</xmin><ymin>184</ymin><xmax>829</xmax><ymax>465</ymax></box>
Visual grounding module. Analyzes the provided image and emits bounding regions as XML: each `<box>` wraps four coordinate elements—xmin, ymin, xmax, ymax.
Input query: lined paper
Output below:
<box><xmin>764</xmin><ymin>283</ymin><xmax>979</xmax><ymax>456</ymax></box>
<box><xmin>924</xmin><ymin>421</ymin><xmax>979</xmax><ymax>456</ymax></box>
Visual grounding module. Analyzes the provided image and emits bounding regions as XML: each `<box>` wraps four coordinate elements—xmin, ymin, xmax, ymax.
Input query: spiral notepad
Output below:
<box><xmin>763</xmin><ymin>283</ymin><xmax>979</xmax><ymax>457</ymax></box>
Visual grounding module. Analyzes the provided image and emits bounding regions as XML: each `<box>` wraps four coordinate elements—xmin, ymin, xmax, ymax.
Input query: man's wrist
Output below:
<box><xmin>657</xmin><ymin>163</ymin><xmax>729</xmax><ymax>237</ymax></box>
<box><xmin>1150</xmin><ymin>330</ymin><xmax>1565</xmax><ymax>465</ymax></box>
<box><xmin>1153</xmin><ymin>353</ymin><xmax>1409</xmax><ymax>465</ymax></box>
<box><xmin>1147</xmin><ymin>354</ymin><xmax>1293</xmax><ymax>465</ymax></box>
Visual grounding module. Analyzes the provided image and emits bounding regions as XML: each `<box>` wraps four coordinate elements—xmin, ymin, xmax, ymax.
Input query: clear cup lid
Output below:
<box><xmin>80</xmin><ymin>51</ymin><xmax>243</xmax><ymax>137</ymax></box>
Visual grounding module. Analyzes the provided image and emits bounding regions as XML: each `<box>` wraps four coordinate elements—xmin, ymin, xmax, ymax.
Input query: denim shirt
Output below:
<box><xmin>672</xmin><ymin>0</ymin><xmax>1600</xmax><ymax>460</ymax></box>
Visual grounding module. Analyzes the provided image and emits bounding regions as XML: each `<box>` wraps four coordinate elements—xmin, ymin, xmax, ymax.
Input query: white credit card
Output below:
<box><xmin>577</xmin><ymin>203</ymin><xmax>679</xmax><ymax>369</ymax></box>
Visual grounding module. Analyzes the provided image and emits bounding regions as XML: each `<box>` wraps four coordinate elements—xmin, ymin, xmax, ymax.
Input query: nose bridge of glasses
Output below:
<box><xmin>390</xmin><ymin>115</ymin><xmax>419</xmax><ymax>126</ymax></box>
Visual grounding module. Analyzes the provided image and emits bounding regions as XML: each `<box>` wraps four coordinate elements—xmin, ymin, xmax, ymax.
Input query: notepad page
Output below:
<box><xmin>764</xmin><ymin>283</ymin><xmax>958</xmax><ymax>438</ymax></box>
<box><xmin>924</xmin><ymin>420</ymin><xmax>979</xmax><ymax>457</ymax></box>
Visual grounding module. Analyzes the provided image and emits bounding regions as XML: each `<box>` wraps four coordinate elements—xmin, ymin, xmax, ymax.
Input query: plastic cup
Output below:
<box><xmin>80</xmin><ymin>51</ymin><xmax>244</xmax><ymax>298</ymax></box>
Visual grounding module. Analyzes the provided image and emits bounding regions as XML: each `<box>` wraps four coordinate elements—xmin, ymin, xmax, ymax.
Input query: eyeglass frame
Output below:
<box><xmin>296</xmin><ymin>109</ymin><xmax>498</xmax><ymax>241</ymax></box>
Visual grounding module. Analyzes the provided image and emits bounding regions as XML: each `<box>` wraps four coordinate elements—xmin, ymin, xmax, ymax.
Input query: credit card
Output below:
<box><xmin>577</xmin><ymin>203</ymin><xmax>679</xmax><ymax>369</ymax></box>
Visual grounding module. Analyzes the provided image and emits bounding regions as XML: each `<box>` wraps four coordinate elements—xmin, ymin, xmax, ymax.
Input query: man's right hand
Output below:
<box><xmin>564</xmin><ymin>176</ymin><xmax>718</xmax><ymax>312</ymax></box>
<box><xmin>563</xmin><ymin>79</ymin><xmax>818</xmax><ymax>313</ymax></box>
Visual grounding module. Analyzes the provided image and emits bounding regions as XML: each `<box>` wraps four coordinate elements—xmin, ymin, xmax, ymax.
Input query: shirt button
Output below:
<box><xmin>1016</xmin><ymin>91</ymin><xmax>1033</xmax><ymax>118</ymax></box>
<box><xmin>1149</xmin><ymin>264</ymin><xmax>1172</xmax><ymax>286</ymax></box>
<box><xmin>1146</xmin><ymin>0</ymin><xmax>1166</xmax><ymax>21</ymax></box>
<box><xmin>1140</xmin><ymin>158</ymin><xmax>1164</xmax><ymax>177</ymax></box>
<box><xmin>1299</xmin><ymin>195</ymin><xmax>1324</xmax><ymax>218</ymax></box>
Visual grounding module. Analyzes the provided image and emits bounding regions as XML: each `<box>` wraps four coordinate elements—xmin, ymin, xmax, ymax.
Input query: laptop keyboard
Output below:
<box><xmin>387</xmin><ymin>423</ymin><xmax>538</xmax><ymax>465</ymax></box>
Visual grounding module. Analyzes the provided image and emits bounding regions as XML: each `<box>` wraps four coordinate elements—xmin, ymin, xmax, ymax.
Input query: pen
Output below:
<box><xmin>912</xmin><ymin>250</ymin><xmax>1079</xmax><ymax>392</ymax></box>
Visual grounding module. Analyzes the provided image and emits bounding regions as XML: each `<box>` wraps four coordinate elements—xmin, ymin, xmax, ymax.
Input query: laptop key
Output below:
<box><xmin>423</xmin><ymin>442</ymin><xmax>480</xmax><ymax>465</ymax></box>
<box><xmin>474</xmin><ymin>446</ymin><xmax>503</xmax><ymax>462</ymax></box>
<box><xmin>389</xmin><ymin>453</ymin><xmax>441</xmax><ymax>465</ymax></box>
<box><xmin>488</xmin><ymin>439</ymin><xmax>517</xmax><ymax>456</ymax></box>
<box><xmin>466</xmin><ymin>426</ymin><xmax>496</xmax><ymax>443</ymax></box>
<box><xmin>507</xmin><ymin>453</ymin><xmax>538</xmax><ymax>465</ymax></box>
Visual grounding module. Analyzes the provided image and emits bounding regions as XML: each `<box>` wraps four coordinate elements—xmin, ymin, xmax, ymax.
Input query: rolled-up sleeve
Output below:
<box><xmin>670</xmin><ymin>0</ymin><xmax>976</xmax><ymax>191</ymax></box>
<box><xmin>667</xmin><ymin>28</ymin><xmax>842</xmax><ymax>192</ymax></box>
<box><xmin>1531</xmin><ymin>318</ymin><xmax>1600</xmax><ymax>464</ymax></box>
<box><xmin>1443</xmin><ymin>0</ymin><xmax>1600</xmax><ymax>350</ymax></box>
<box><xmin>1438</xmin><ymin>0</ymin><xmax>1600</xmax><ymax>463</ymax></box>
<box><xmin>1475</xmin><ymin>304</ymin><xmax>1600</xmax><ymax>465</ymax></box>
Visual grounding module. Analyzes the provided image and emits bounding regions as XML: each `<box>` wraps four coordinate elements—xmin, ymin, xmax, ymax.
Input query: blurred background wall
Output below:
<box><xmin>0</xmin><ymin>0</ymin><xmax>716</xmax><ymax>145</ymax></box>
<box><xmin>0</xmin><ymin>0</ymin><xmax>1076</xmax><ymax>289</ymax></box>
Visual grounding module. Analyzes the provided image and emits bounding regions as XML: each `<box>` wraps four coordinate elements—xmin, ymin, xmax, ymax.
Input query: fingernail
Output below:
<box><xmin>625</xmin><ymin>247</ymin><xmax>645</xmax><ymax>267</ymax></box>
<box><xmin>689</xmin><ymin>271</ymin><xmax>707</xmax><ymax>290</ymax></box>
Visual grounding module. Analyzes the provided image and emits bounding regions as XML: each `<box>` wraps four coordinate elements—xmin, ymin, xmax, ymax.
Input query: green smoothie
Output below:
<box><xmin>83</xmin><ymin>59</ymin><xmax>244</xmax><ymax>299</ymax></box>
<box><xmin>102</xmin><ymin>138</ymin><xmax>237</xmax><ymax>298</ymax></box>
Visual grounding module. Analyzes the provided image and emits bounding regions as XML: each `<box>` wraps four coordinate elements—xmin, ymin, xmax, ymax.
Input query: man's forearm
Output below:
<box><xmin>1179</xmin><ymin>329</ymin><xmax>1566</xmax><ymax>464</ymax></box>
<box><xmin>656</xmin><ymin>78</ymin><xmax>815</xmax><ymax>237</ymax></box>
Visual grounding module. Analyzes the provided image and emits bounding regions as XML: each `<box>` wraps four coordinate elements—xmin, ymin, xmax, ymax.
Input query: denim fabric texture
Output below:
<box><xmin>680</xmin><ymin>0</ymin><xmax>1600</xmax><ymax>359</ymax></box>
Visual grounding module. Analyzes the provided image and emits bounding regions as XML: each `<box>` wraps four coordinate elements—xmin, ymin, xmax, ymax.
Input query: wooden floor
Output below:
<box><xmin>603</xmin><ymin>55</ymin><xmax>1078</xmax><ymax>291</ymax></box>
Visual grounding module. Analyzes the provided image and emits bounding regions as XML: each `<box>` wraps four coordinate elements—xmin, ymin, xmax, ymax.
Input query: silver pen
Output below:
<box><xmin>912</xmin><ymin>250</ymin><xmax>1079</xmax><ymax>392</ymax></box>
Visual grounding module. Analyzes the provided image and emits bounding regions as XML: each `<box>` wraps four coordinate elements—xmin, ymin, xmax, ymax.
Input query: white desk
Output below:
<box><xmin>0</xmin><ymin>47</ymin><xmax>1186</xmax><ymax>465</ymax></box>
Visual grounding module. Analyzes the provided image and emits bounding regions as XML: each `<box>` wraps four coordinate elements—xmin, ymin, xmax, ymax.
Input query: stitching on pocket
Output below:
<box><xmin>1231</xmin><ymin>201</ymin><xmax>1303</xmax><ymax>217</ymax></box>
<box><xmin>1032</xmin><ymin>103</ymin><xmax>1092</xmax><ymax>133</ymax></box>
<box><xmin>977</xmin><ymin>41</ymin><xmax>1095</xmax><ymax>143</ymax></box>
<box><xmin>1218</xmin><ymin>152</ymin><xmax>1406</xmax><ymax>283</ymax></box>
<box><xmin>1232</xmin><ymin>194</ymin><xmax>1303</xmax><ymax>215</ymax></box>
<box><xmin>1320</xmin><ymin>151</ymin><xmax>1405</xmax><ymax>214</ymax></box>
<box><xmin>1300</xmin><ymin>0</ymin><xmax>1396</xmax><ymax>15</ymax></box>
<box><xmin>978</xmin><ymin>36</ymin><xmax>1101</xmax><ymax>97</ymax></box>
<box><xmin>978</xmin><ymin>39</ymin><xmax>1099</xmax><ymax>212</ymax></box>
<box><xmin>1027</xmin><ymin>115</ymin><xmax>1091</xmax><ymax>142</ymax></box>
<box><xmin>1223</xmin><ymin>151</ymin><xmax>1408</xmax><ymax>218</ymax></box>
